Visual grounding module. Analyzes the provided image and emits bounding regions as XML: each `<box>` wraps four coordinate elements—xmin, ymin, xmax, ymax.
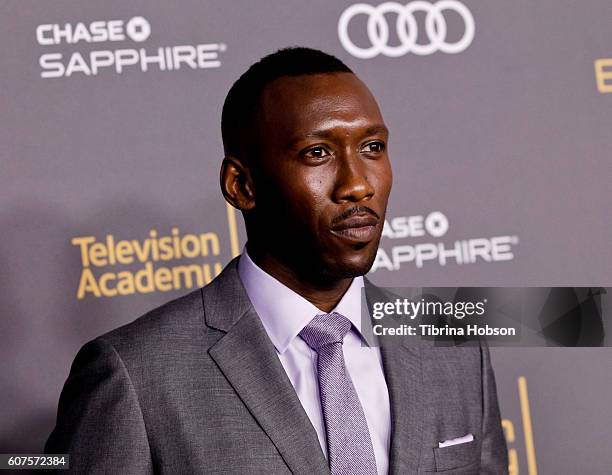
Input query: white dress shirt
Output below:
<box><xmin>238</xmin><ymin>250</ymin><xmax>391</xmax><ymax>475</ymax></box>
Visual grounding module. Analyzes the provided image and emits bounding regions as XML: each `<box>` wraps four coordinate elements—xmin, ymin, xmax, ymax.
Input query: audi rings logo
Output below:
<box><xmin>338</xmin><ymin>1</ymin><xmax>475</xmax><ymax>58</ymax></box>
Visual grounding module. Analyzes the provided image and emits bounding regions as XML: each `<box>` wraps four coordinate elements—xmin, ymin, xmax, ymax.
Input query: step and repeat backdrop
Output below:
<box><xmin>2</xmin><ymin>1</ymin><xmax>610</xmax><ymax>473</ymax></box>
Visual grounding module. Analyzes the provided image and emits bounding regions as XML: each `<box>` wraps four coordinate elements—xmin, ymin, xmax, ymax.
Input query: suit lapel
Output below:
<box><xmin>203</xmin><ymin>258</ymin><xmax>330</xmax><ymax>475</ymax></box>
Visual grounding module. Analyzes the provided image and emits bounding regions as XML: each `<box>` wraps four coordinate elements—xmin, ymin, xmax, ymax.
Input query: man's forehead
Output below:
<box><xmin>261</xmin><ymin>72</ymin><xmax>370</xmax><ymax>105</ymax></box>
<box><xmin>257</xmin><ymin>72</ymin><xmax>383</xmax><ymax>132</ymax></box>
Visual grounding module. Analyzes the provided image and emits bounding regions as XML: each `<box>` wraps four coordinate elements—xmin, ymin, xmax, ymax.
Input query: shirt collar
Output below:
<box><xmin>237</xmin><ymin>248</ymin><xmax>370</xmax><ymax>353</ymax></box>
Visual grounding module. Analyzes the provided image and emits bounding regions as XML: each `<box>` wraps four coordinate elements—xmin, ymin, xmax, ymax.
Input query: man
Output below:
<box><xmin>46</xmin><ymin>47</ymin><xmax>508</xmax><ymax>474</ymax></box>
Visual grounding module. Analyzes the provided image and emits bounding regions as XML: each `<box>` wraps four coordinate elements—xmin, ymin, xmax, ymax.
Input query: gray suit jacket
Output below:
<box><xmin>46</xmin><ymin>257</ymin><xmax>508</xmax><ymax>474</ymax></box>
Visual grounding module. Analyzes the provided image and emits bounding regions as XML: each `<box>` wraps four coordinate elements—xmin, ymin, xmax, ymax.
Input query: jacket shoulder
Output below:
<box><xmin>91</xmin><ymin>258</ymin><xmax>243</xmax><ymax>362</ymax></box>
<box><xmin>95</xmin><ymin>287</ymin><xmax>209</xmax><ymax>359</ymax></box>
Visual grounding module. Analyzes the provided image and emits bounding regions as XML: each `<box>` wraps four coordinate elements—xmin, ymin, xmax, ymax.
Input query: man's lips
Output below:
<box><xmin>330</xmin><ymin>214</ymin><xmax>379</xmax><ymax>244</ymax></box>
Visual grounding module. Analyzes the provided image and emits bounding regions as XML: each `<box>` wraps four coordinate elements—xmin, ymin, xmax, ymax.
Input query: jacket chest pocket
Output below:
<box><xmin>425</xmin><ymin>440</ymin><xmax>479</xmax><ymax>473</ymax></box>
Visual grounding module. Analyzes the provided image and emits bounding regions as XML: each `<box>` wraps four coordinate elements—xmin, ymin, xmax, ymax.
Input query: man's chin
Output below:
<box><xmin>321</xmin><ymin>252</ymin><xmax>377</xmax><ymax>279</ymax></box>
<box><xmin>323</xmin><ymin>267</ymin><xmax>369</xmax><ymax>280</ymax></box>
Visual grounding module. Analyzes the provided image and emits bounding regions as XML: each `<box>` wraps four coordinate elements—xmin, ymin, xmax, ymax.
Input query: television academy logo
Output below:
<box><xmin>36</xmin><ymin>16</ymin><xmax>227</xmax><ymax>78</ymax></box>
<box><xmin>338</xmin><ymin>1</ymin><xmax>475</xmax><ymax>58</ymax></box>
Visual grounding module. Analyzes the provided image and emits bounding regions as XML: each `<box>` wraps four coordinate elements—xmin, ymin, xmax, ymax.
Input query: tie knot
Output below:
<box><xmin>299</xmin><ymin>312</ymin><xmax>352</xmax><ymax>350</ymax></box>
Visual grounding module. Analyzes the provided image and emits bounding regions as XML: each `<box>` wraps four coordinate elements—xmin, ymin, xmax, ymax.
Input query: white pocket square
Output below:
<box><xmin>438</xmin><ymin>433</ymin><xmax>474</xmax><ymax>448</ymax></box>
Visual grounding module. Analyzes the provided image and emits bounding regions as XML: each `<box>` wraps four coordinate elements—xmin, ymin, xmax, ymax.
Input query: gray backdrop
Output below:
<box><xmin>1</xmin><ymin>1</ymin><xmax>610</xmax><ymax>473</ymax></box>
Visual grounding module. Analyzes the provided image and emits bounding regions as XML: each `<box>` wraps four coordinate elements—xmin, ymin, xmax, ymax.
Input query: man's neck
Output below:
<box><xmin>246</xmin><ymin>246</ymin><xmax>353</xmax><ymax>313</ymax></box>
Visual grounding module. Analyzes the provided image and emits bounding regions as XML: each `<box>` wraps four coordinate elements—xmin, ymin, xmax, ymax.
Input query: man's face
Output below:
<box><xmin>248</xmin><ymin>72</ymin><xmax>392</xmax><ymax>281</ymax></box>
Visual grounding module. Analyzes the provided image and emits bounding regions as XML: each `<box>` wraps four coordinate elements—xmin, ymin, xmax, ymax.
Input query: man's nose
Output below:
<box><xmin>331</xmin><ymin>150</ymin><xmax>375</xmax><ymax>203</ymax></box>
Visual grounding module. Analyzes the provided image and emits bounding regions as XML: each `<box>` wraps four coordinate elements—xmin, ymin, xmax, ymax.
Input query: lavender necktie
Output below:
<box><xmin>299</xmin><ymin>312</ymin><xmax>378</xmax><ymax>475</ymax></box>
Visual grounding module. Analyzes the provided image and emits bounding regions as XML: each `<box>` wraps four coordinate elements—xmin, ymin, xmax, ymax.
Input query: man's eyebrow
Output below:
<box><xmin>285</xmin><ymin>129</ymin><xmax>332</xmax><ymax>149</ymax></box>
<box><xmin>303</xmin><ymin>129</ymin><xmax>334</xmax><ymax>140</ymax></box>
<box><xmin>363</xmin><ymin>124</ymin><xmax>389</xmax><ymax>136</ymax></box>
<box><xmin>288</xmin><ymin>124</ymin><xmax>389</xmax><ymax>148</ymax></box>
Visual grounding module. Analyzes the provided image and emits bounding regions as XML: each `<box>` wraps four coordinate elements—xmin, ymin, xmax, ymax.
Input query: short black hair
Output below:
<box><xmin>221</xmin><ymin>47</ymin><xmax>353</xmax><ymax>159</ymax></box>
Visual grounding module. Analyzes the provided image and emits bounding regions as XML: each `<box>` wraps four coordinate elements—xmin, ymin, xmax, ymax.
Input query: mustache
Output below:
<box><xmin>331</xmin><ymin>206</ymin><xmax>380</xmax><ymax>226</ymax></box>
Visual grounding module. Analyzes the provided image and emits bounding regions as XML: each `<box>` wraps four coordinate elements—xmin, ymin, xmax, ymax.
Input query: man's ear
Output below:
<box><xmin>220</xmin><ymin>156</ymin><xmax>256</xmax><ymax>211</ymax></box>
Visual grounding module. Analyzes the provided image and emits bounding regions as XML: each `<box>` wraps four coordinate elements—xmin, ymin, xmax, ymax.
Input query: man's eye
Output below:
<box><xmin>362</xmin><ymin>141</ymin><xmax>386</xmax><ymax>153</ymax></box>
<box><xmin>303</xmin><ymin>146</ymin><xmax>331</xmax><ymax>159</ymax></box>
